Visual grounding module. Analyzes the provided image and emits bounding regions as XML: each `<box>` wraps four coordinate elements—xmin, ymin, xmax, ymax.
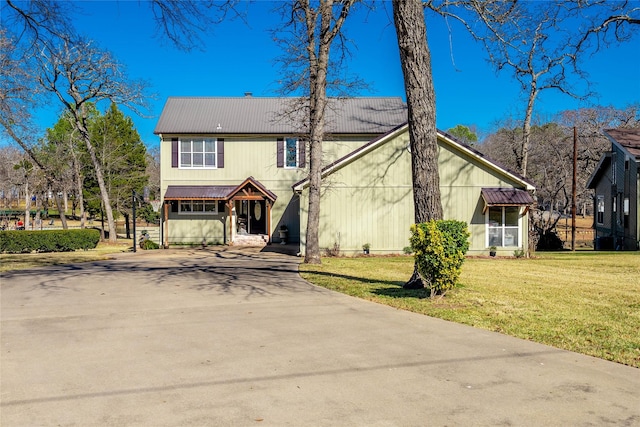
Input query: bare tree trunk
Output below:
<box><xmin>75</xmin><ymin>115</ymin><xmax>117</xmax><ymax>242</ymax></box>
<box><xmin>86</xmin><ymin>138</ymin><xmax>117</xmax><ymax>242</ymax></box>
<box><xmin>520</xmin><ymin>81</ymin><xmax>538</xmax><ymax>178</ymax></box>
<box><xmin>73</xmin><ymin>159</ymin><xmax>86</xmax><ymax>228</ymax></box>
<box><xmin>23</xmin><ymin>180</ymin><xmax>30</xmax><ymax>229</ymax></box>
<box><xmin>53</xmin><ymin>190</ymin><xmax>69</xmax><ymax>229</ymax></box>
<box><xmin>34</xmin><ymin>193</ymin><xmax>41</xmax><ymax>229</ymax></box>
<box><xmin>302</xmin><ymin>0</ymin><xmax>353</xmax><ymax>264</ymax></box>
<box><xmin>393</xmin><ymin>0</ymin><xmax>443</xmax><ymax>289</ymax></box>
<box><xmin>304</xmin><ymin>42</ymin><xmax>329</xmax><ymax>265</ymax></box>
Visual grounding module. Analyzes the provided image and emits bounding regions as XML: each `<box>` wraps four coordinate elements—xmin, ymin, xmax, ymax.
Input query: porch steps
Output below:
<box><xmin>233</xmin><ymin>234</ymin><xmax>269</xmax><ymax>246</ymax></box>
<box><xmin>137</xmin><ymin>227</ymin><xmax>160</xmax><ymax>245</ymax></box>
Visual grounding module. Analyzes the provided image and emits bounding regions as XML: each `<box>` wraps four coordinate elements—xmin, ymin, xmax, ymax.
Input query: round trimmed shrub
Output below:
<box><xmin>409</xmin><ymin>220</ymin><xmax>470</xmax><ymax>296</ymax></box>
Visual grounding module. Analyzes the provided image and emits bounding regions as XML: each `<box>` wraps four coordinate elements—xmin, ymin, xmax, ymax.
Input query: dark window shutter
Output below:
<box><xmin>277</xmin><ymin>138</ymin><xmax>284</xmax><ymax>168</ymax></box>
<box><xmin>298</xmin><ymin>140</ymin><xmax>306</xmax><ymax>168</ymax></box>
<box><xmin>217</xmin><ymin>138</ymin><xmax>224</xmax><ymax>168</ymax></box>
<box><xmin>171</xmin><ymin>138</ymin><xmax>178</xmax><ymax>168</ymax></box>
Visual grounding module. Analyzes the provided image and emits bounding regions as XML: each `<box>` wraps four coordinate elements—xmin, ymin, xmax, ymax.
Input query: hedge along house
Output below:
<box><xmin>156</xmin><ymin>96</ymin><xmax>535</xmax><ymax>254</ymax></box>
<box><xmin>587</xmin><ymin>128</ymin><xmax>640</xmax><ymax>251</ymax></box>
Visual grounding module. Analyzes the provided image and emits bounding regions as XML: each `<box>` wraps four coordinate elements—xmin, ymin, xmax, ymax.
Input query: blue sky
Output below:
<box><xmin>18</xmin><ymin>1</ymin><xmax>640</xmax><ymax>147</ymax></box>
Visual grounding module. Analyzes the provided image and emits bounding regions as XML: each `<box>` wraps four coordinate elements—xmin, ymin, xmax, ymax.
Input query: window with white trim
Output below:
<box><xmin>179</xmin><ymin>200</ymin><xmax>218</xmax><ymax>214</ymax></box>
<box><xmin>487</xmin><ymin>206</ymin><xmax>520</xmax><ymax>247</ymax></box>
<box><xmin>285</xmin><ymin>138</ymin><xmax>299</xmax><ymax>168</ymax></box>
<box><xmin>180</xmin><ymin>137</ymin><xmax>217</xmax><ymax>168</ymax></box>
<box><xmin>596</xmin><ymin>195</ymin><xmax>604</xmax><ymax>224</ymax></box>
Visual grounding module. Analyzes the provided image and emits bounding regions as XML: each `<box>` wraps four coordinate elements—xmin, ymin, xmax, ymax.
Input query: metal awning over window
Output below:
<box><xmin>481</xmin><ymin>188</ymin><xmax>535</xmax><ymax>214</ymax></box>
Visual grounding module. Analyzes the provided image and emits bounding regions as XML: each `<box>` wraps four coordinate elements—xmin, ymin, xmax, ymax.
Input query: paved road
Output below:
<box><xmin>1</xmin><ymin>247</ymin><xmax>639</xmax><ymax>426</ymax></box>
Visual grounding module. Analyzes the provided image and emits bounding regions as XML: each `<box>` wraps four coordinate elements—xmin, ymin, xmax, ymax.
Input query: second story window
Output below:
<box><xmin>285</xmin><ymin>138</ymin><xmax>299</xmax><ymax>168</ymax></box>
<box><xmin>180</xmin><ymin>137</ymin><xmax>217</xmax><ymax>168</ymax></box>
<box><xmin>277</xmin><ymin>137</ymin><xmax>306</xmax><ymax>169</ymax></box>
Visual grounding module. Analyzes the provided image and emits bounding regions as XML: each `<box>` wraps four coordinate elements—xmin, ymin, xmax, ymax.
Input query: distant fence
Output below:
<box><xmin>558</xmin><ymin>229</ymin><xmax>595</xmax><ymax>249</ymax></box>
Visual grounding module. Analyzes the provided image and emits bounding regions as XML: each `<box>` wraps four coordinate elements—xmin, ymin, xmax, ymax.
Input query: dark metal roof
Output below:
<box><xmin>604</xmin><ymin>128</ymin><xmax>640</xmax><ymax>159</ymax></box>
<box><xmin>164</xmin><ymin>177</ymin><xmax>277</xmax><ymax>202</ymax></box>
<box><xmin>481</xmin><ymin>188</ymin><xmax>535</xmax><ymax>206</ymax></box>
<box><xmin>164</xmin><ymin>185</ymin><xmax>236</xmax><ymax>200</ymax></box>
<box><xmin>154</xmin><ymin>96</ymin><xmax>408</xmax><ymax>135</ymax></box>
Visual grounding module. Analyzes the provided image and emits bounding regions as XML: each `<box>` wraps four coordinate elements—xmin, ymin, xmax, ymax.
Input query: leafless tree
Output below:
<box><xmin>477</xmin><ymin>2</ymin><xmax>594</xmax><ymax>178</ymax></box>
<box><xmin>271</xmin><ymin>0</ymin><xmax>358</xmax><ymax>264</ymax></box>
<box><xmin>0</xmin><ymin>25</ymin><xmax>72</xmax><ymax>227</ymax></box>
<box><xmin>574</xmin><ymin>0</ymin><xmax>640</xmax><ymax>52</ymax></box>
<box><xmin>148</xmin><ymin>0</ymin><xmax>244</xmax><ymax>51</ymax></box>
<box><xmin>393</xmin><ymin>0</ymin><xmax>442</xmax><ymax>221</ymax></box>
<box><xmin>390</xmin><ymin>0</ymin><xmax>522</xmax><ymax>286</ymax></box>
<box><xmin>465</xmin><ymin>1</ymin><xmax>638</xmax><ymax>178</ymax></box>
<box><xmin>392</xmin><ymin>0</ymin><xmax>443</xmax><ymax>288</ymax></box>
<box><xmin>0</xmin><ymin>146</ymin><xmax>24</xmax><ymax>216</ymax></box>
<box><xmin>482</xmin><ymin>105</ymin><xmax>639</xmax><ymax>248</ymax></box>
<box><xmin>35</xmin><ymin>39</ymin><xmax>150</xmax><ymax>242</ymax></box>
<box><xmin>44</xmin><ymin>112</ymin><xmax>88</xmax><ymax>226</ymax></box>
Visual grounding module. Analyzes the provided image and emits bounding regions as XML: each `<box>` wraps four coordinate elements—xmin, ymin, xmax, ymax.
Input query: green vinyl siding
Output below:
<box><xmin>166</xmin><ymin>214</ymin><xmax>226</xmax><ymax>244</ymax></box>
<box><xmin>160</xmin><ymin>134</ymin><xmax>374</xmax><ymax>244</ymax></box>
<box><xmin>299</xmin><ymin>131</ymin><xmax>531</xmax><ymax>255</ymax></box>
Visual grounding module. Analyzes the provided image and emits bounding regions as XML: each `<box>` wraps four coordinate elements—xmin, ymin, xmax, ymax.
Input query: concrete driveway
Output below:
<box><xmin>1</xmin><ymin>247</ymin><xmax>639</xmax><ymax>426</ymax></box>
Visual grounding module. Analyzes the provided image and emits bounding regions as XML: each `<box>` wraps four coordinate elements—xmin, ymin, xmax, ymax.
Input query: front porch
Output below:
<box><xmin>161</xmin><ymin>177</ymin><xmax>278</xmax><ymax>248</ymax></box>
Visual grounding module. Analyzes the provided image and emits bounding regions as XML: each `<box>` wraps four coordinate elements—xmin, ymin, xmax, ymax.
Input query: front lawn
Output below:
<box><xmin>0</xmin><ymin>241</ymin><xmax>131</xmax><ymax>272</ymax></box>
<box><xmin>299</xmin><ymin>252</ymin><xmax>640</xmax><ymax>368</ymax></box>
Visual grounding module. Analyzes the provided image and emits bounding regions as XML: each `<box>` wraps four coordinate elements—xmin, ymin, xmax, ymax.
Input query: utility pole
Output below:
<box><xmin>572</xmin><ymin>127</ymin><xmax>577</xmax><ymax>251</ymax></box>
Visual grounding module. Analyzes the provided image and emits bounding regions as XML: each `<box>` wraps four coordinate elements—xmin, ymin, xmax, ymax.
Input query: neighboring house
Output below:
<box><xmin>587</xmin><ymin>128</ymin><xmax>640</xmax><ymax>250</ymax></box>
<box><xmin>155</xmin><ymin>95</ymin><xmax>535</xmax><ymax>255</ymax></box>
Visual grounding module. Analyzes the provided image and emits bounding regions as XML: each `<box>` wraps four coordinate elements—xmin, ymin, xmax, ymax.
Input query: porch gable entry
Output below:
<box><xmin>162</xmin><ymin>177</ymin><xmax>277</xmax><ymax>247</ymax></box>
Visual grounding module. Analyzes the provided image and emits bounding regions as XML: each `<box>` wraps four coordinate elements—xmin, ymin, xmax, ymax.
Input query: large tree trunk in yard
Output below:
<box><xmin>53</xmin><ymin>189</ymin><xmax>69</xmax><ymax>229</ymax></box>
<box><xmin>393</xmin><ymin>0</ymin><xmax>443</xmax><ymax>289</ymax></box>
<box><xmin>303</xmin><ymin>0</ymin><xmax>339</xmax><ymax>265</ymax></box>
<box><xmin>76</xmin><ymin>119</ymin><xmax>118</xmax><ymax>243</ymax></box>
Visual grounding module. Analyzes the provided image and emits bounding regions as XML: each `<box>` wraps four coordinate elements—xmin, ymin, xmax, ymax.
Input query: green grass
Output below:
<box><xmin>0</xmin><ymin>240</ymin><xmax>132</xmax><ymax>272</ymax></box>
<box><xmin>299</xmin><ymin>252</ymin><xmax>640</xmax><ymax>368</ymax></box>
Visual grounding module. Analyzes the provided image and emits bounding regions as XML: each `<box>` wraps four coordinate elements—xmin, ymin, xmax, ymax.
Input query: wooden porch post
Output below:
<box><xmin>226</xmin><ymin>200</ymin><xmax>234</xmax><ymax>245</ymax></box>
<box><xmin>163</xmin><ymin>201</ymin><xmax>169</xmax><ymax>248</ymax></box>
<box><xmin>266</xmin><ymin>200</ymin><xmax>272</xmax><ymax>243</ymax></box>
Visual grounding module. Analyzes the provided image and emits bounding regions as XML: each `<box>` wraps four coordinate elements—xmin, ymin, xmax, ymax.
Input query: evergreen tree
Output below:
<box><xmin>88</xmin><ymin>104</ymin><xmax>148</xmax><ymax>239</ymax></box>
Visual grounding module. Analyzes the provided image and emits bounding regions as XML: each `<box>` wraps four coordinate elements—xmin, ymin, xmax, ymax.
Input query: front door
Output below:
<box><xmin>249</xmin><ymin>200</ymin><xmax>266</xmax><ymax>235</ymax></box>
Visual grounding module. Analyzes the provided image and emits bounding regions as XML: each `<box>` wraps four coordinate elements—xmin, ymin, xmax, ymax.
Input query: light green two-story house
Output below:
<box><xmin>156</xmin><ymin>96</ymin><xmax>535</xmax><ymax>255</ymax></box>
